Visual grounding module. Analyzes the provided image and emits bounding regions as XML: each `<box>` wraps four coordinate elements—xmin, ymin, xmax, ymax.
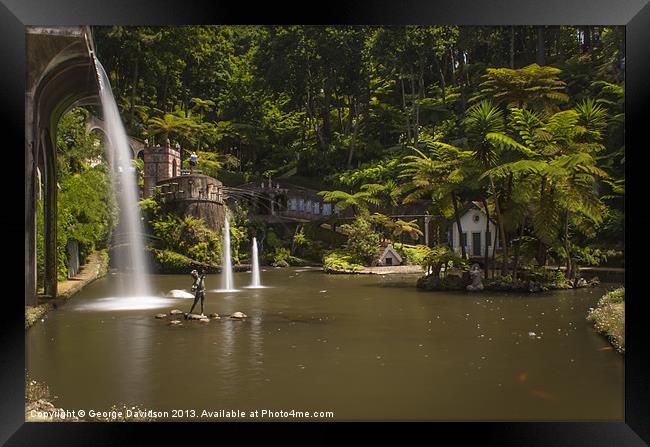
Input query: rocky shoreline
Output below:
<box><xmin>587</xmin><ymin>287</ymin><xmax>625</xmax><ymax>354</ymax></box>
<box><xmin>324</xmin><ymin>265</ymin><xmax>424</xmax><ymax>275</ymax></box>
<box><xmin>416</xmin><ymin>273</ymin><xmax>602</xmax><ymax>293</ymax></box>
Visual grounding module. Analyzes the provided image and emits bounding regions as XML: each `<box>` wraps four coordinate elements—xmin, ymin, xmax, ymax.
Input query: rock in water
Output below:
<box><xmin>155</xmin><ymin>313</ymin><xmax>167</xmax><ymax>319</ymax></box>
<box><xmin>187</xmin><ymin>313</ymin><xmax>207</xmax><ymax>320</ymax></box>
<box><xmin>199</xmin><ymin>318</ymin><xmax>210</xmax><ymax>323</ymax></box>
<box><xmin>209</xmin><ymin>313</ymin><xmax>221</xmax><ymax>319</ymax></box>
<box><xmin>170</xmin><ymin>309</ymin><xmax>183</xmax><ymax>316</ymax></box>
<box><xmin>166</xmin><ymin>289</ymin><xmax>195</xmax><ymax>298</ymax></box>
<box><xmin>170</xmin><ymin>320</ymin><xmax>182</xmax><ymax>325</ymax></box>
<box><xmin>230</xmin><ymin>312</ymin><xmax>247</xmax><ymax>320</ymax></box>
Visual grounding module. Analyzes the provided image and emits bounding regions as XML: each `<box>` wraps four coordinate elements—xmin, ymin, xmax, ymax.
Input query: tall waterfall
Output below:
<box><xmin>94</xmin><ymin>56</ymin><xmax>150</xmax><ymax>296</ymax></box>
<box><xmin>249</xmin><ymin>237</ymin><xmax>262</xmax><ymax>288</ymax></box>
<box><xmin>220</xmin><ymin>213</ymin><xmax>236</xmax><ymax>291</ymax></box>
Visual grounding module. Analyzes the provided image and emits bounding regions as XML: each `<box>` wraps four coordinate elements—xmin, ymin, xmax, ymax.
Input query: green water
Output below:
<box><xmin>26</xmin><ymin>268</ymin><xmax>623</xmax><ymax>421</ymax></box>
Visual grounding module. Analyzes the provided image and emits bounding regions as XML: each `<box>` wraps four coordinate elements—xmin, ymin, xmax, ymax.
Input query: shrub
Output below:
<box><xmin>545</xmin><ymin>269</ymin><xmax>568</xmax><ymax>286</ymax></box>
<box><xmin>416</xmin><ymin>274</ymin><xmax>467</xmax><ymax>291</ymax></box>
<box><xmin>266</xmin><ymin>230</ymin><xmax>282</xmax><ymax>249</ymax></box>
<box><xmin>395</xmin><ymin>243</ymin><xmax>432</xmax><ymax>265</ymax></box>
<box><xmin>153</xmin><ymin>249</ymin><xmax>194</xmax><ymax>272</ymax></box>
<box><xmin>323</xmin><ymin>251</ymin><xmax>362</xmax><ymax>272</ymax></box>
<box><xmin>421</xmin><ymin>245</ymin><xmax>466</xmax><ymax>278</ymax></box>
<box><xmin>147</xmin><ymin>209</ymin><xmax>222</xmax><ymax>266</ymax></box>
<box><xmin>598</xmin><ymin>287</ymin><xmax>625</xmax><ymax>306</ymax></box>
<box><xmin>339</xmin><ymin>216</ymin><xmax>381</xmax><ymax>266</ymax></box>
<box><xmin>572</xmin><ymin>246</ymin><xmax>623</xmax><ymax>266</ymax></box>
<box><xmin>49</xmin><ymin>165</ymin><xmax>117</xmax><ymax>282</ymax></box>
<box><xmin>268</xmin><ymin>247</ymin><xmax>303</xmax><ymax>267</ymax></box>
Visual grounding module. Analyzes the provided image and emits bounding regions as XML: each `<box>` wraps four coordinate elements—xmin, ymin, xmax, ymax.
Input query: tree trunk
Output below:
<box><xmin>130</xmin><ymin>58</ymin><xmax>139</xmax><ymax>131</ymax></box>
<box><xmin>491</xmin><ymin>226</ymin><xmax>498</xmax><ymax>278</ymax></box>
<box><xmin>564</xmin><ymin>209</ymin><xmax>572</xmax><ymax>280</ymax></box>
<box><xmin>416</xmin><ymin>64</ymin><xmax>425</xmax><ymax>142</ymax></box>
<box><xmin>451</xmin><ymin>192</ymin><xmax>467</xmax><ymax>259</ymax></box>
<box><xmin>510</xmin><ymin>26</ymin><xmax>515</xmax><ymax>68</ymax></box>
<box><xmin>449</xmin><ymin>49</ymin><xmax>457</xmax><ymax>87</ymax></box>
<box><xmin>536</xmin><ymin>176</ymin><xmax>548</xmax><ymax>266</ymax></box>
<box><xmin>346</xmin><ymin>99</ymin><xmax>359</xmax><ymax>169</ymax></box>
<box><xmin>482</xmin><ymin>198</ymin><xmax>490</xmax><ymax>278</ymax></box>
<box><xmin>322</xmin><ymin>81</ymin><xmax>331</xmax><ymax>145</ymax></box>
<box><xmin>512</xmin><ymin>221</ymin><xmax>526</xmax><ymax>280</ymax></box>
<box><xmin>400</xmin><ymin>77</ymin><xmax>412</xmax><ymax>144</ymax></box>
<box><xmin>459</xmin><ymin>51</ymin><xmax>468</xmax><ymax>109</ymax></box>
<box><xmin>489</xmin><ymin>175</ymin><xmax>508</xmax><ymax>275</ymax></box>
<box><xmin>536</xmin><ymin>26</ymin><xmax>546</xmax><ymax>66</ymax></box>
<box><xmin>410</xmin><ymin>67</ymin><xmax>418</xmax><ymax>143</ymax></box>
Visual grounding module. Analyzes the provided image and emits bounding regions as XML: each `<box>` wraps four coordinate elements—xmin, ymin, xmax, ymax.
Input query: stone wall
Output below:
<box><xmin>143</xmin><ymin>143</ymin><xmax>181</xmax><ymax>198</ymax></box>
<box><xmin>156</xmin><ymin>174</ymin><xmax>225</xmax><ymax>232</ymax></box>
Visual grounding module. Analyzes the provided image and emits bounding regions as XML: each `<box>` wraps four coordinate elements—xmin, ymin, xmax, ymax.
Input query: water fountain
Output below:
<box><xmin>94</xmin><ymin>56</ymin><xmax>151</xmax><ymax>297</ymax></box>
<box><xmin>246</xmin><ymin>237</ymin><xmax>264</xmax><ymax>289</ymax></box>
<box><xmin>216</xmin><ymin>212</ymin><xmax>238</xmax><ymax>292</ymax></box>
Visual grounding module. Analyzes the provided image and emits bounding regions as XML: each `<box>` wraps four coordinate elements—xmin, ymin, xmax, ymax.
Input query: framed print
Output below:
<box><xmin>1</xmin><ymin>0</ymin><xmax>647</xmax><ymax>444</ymax></box>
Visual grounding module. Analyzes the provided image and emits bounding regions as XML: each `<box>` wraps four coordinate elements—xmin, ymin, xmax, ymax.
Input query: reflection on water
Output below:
<box><xmin>26</xmin><ymin>269</ymin><xmax>623</xmax><ymax>420</ymax></box>
<box><xmin>75</xmin><ymin>296</ymin><xmax>178</xmax><ymax>311</ymax></box>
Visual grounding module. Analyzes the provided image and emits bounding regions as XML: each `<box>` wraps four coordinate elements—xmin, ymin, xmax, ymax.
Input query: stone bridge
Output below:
<box><xmin>86</xmin><ymin>114</ymin><xmax>145</xmax><ymax>158</ymax></box>
<box><xmin>236</xmin><ymin>180</ymin><xmax>342</xmax><ymax>223</ymax></box>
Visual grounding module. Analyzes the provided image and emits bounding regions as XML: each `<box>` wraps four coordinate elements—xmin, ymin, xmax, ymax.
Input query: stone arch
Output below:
<box><xmin>26</xmin><ymin>27</ymin><xmax>100</xmax><ymax>303</ymax></box>
<box><xmin>86</xmin><ymin>114</ymin><xmax>144</xmax><ymax>159</ymax></box>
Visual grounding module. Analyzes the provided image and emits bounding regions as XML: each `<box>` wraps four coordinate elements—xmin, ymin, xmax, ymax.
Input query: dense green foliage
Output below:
<box><xmin>92</xmin><ymin>25</ymin><xmax>624</xmax><ymax>275</ymax></box>
<box><xmin>323</xmin><ymin>252</ymin><xmax>363</xmax><ymax>273</ymax></box>
<box><xmin>140</xmin><ymin>191</ymin><xmax>223</xmax><ymax>269</ymax></box>
<box><xmin>393</xmin><ymin>243</ymin><xmax>434</xmax><ymax>266</ymax></box>
<box><xmin>419</xmin><ymin>245</ymin><xmax>467</xmax><ymax>277</ymax></box>
<box><xmin>338</xmin><ymin>216</ymin><xmax>382</xmax><ymax>266</ymax></box>
<box><xmin>37</xmin><ymin>108</ymin><xmax>117</xmax><ymax>285</ymax></box>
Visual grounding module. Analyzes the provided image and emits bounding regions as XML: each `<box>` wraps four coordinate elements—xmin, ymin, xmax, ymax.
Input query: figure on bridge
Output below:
<box><xmin>189</xmin><ymin>151</ymin><xmax>198</xmax><ymax>173</ymax></box>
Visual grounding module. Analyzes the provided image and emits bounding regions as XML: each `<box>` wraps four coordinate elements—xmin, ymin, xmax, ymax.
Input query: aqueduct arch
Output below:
<box><xmin>25</xmin><ymin>27</ymin><xmax>100</xmax><ymax>304</ymax></box>
<box><xmin>86</xmin><ymin>114</ymin><xmax>145</xmax><ymax>159</ymax></box>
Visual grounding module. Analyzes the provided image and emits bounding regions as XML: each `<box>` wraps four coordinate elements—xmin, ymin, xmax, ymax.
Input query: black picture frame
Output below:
<box><xmin>2</xmin><ymin>0</ymin><xmax>646</xmax><ymax>444</ymax></box>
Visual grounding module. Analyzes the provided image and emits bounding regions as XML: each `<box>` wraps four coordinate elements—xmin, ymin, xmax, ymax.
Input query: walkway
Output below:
<box><xmin>27</xmin><ymin>251</ymin><xmax>108</xmax><ymax>329</ymax></box>
<box><xmin>49</xmin><ymin>251</ymin><xmax>108</xmax><ymax>300</ymax></box>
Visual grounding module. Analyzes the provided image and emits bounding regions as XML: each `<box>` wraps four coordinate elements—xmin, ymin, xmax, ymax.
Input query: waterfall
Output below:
<box><xmin>220</xmin><ymin>213</ymin><xmax>236</xmax><ymax>291</ymax></box>
<box><xmin>94</xmin><ymin>56</ymin><xmax>150</xmax><ymax>296</ymax></box>
<box><xmin>250</xmin><ymin>237</ymin><xmax>262</xmax><ymax>288</ymax></box>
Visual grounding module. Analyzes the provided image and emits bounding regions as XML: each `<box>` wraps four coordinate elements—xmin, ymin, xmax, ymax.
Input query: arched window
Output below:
<box><xmin>172</xmin><ymin>159</ymin><xmax>177</xmax><ymax>177</ymax></box>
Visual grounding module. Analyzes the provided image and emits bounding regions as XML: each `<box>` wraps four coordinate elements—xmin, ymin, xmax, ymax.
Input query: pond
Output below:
<box><xmin>26</xmin><ymin>268</ymin><xmax>623</xmax><ymax>421</ymax></box>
